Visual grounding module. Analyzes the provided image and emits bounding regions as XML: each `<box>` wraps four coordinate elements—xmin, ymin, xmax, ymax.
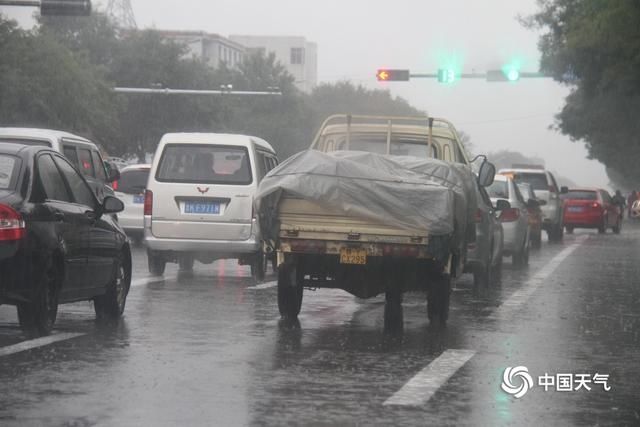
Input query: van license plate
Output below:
<box><xmin>184</xmin><ymin>201</ymin><xmax>220</xmax><ymax>214</ymax></box>
<box><xmin>340</xmin><ymin>248</ymin><xmax>367</xmax><ymax>265</ymax></box>
<box><xmin>133</xmin><ymin>195</ymin><xmax>144</xmax><ymax>204</ymax></box>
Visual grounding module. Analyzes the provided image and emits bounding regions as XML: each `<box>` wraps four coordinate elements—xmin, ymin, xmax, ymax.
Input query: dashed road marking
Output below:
<box><xmin>384</xmin><ymin>349</ymin><xmax>476</xmax><ymax>406</ymax></box>
<box><xmin>247</xmin><ymin>281</ymin><xmax>277</xmax><ymax>290</ymax></box>
<box><xmin>491</xmin><ymin>235</ymin><xmax>588</xmax><ymax>319</ymax></box>
<box><xmin>0</xmin><ymin>332</ymin><xmax>86</xmax><ymax>358</ymax></box>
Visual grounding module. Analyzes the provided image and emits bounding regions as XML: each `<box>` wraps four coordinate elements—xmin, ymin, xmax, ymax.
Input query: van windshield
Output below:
<box><xmin>156</xmin><ymin>144</ymin><xmax>253</xmax><ymax>185</ymax></box>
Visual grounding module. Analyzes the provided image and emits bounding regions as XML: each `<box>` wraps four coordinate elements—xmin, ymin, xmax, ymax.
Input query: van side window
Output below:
<box><xmin>255</xmin><ymin>152</ymin><xmax>266</xmax><ymax>181</ymax></box>
<box><xmin>78</xmin><ymin>148</ymin><xmax>95</xmax><ymax>178</ymax></box>
<box><xmin>443</xmin><ymin>144</ymin><xmax>452</xmax><ymax>162</ymax></box>
<box><xmin>63</xmin><ymin>146</ymin><xmax>80</xmax><ymax>170</ymax></box>
<box><xmin>91</xmin><ymin>150</ymin><xmax>107</xmax><ymax>182</ymax></box>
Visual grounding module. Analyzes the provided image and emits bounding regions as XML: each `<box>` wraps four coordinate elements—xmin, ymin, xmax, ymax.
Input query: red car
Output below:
<box><xmin>563</xmin><ymin>188</ymin><xmax>621</xmax><ymax>234</ymax></box>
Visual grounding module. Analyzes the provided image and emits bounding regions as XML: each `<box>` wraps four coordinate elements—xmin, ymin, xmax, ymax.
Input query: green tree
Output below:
<box><xmin>525</xmin><ymin>0</ymin><xmax>640</xmax><ymax>187</ymax></box>
<box><xmin>0</xmin><ymin>17</ymin><xmax>119</xmax><ymax>146</ymax></box>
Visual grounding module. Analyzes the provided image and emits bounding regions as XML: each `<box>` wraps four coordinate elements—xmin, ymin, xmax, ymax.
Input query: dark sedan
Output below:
<box><xmin>0</xmin><ymin>143</ymin><xmax>131</xmax><ymax>336</ymax></box>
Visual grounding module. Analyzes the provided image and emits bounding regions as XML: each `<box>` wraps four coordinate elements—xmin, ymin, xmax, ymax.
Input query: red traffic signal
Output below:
<box><xmin>41</xmin><ymin>0</ymin><xmax>92</xmax><ymax>16</ymax></box>
<box><xmin>376</xmin><ymin>69</ymin><xmax>410</xmax><ymax>82</ymax></box>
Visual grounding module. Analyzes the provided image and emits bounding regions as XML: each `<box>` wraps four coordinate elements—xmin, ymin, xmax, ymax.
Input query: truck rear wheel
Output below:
<box><xmin>384</xmin><ymin>287</ymin><xmax>403</xmax><ymax>332</ymax></box>
<box><xmin>277</xmin><ymin>263</ymin><xmax>303</xmax><ymax>319</ymax></box>
<box><xmin>427</xmin><ymin>273</ymin><xmax>451</xmax><ymax>324</ymax></box>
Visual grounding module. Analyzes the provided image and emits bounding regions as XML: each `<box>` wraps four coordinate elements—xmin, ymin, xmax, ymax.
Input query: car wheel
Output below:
<box><xmin>17</xmin><ymin>261</ymin><xmax>60</xmax><ymax>337</ymax></box>
<box><xmin>493</xmin><ymin>255</ymin><xmax>503</xmax><ymax>284</ymax></box>
<box><xmin>178</xmin><ymin>254</ymin><xmax>194</xmax><ymax>272</ymax></box>
<box><xmin>598</xmin><ymin>221</ymin><xmax>606</xmax><ymax>234</ymax></box>
<box><xmin>148</xmin><ymin>249</ymin><xmax>166</xmax><ymax>276</ymax></box>
<box><xmin>427</xmin><ymin>273</ymin><xmax>451</xmax><ymax>324</ymax></box>
<box><xmin>251</xmin><ymin>251</ymin><xmax>267</xmax><ymax>282</ymax></box>
<box><xmin>613</xmin><ymin>220</ymin><xmax>621</xmax><ymax>234</ymax></box>
<box><xmin>384</xmin><ymin>286</ymin><xmax>403</xmax><ymax>332</ymax></box>
<box><xmin>566</xmin><ymin>227</ymin><xmax>574</xmax><ymax>234</ymax></box>
<box><xmin>94</xmin><ymin>250</ymin><xmax>131</xmax><ymax>320</ymax></box>
<box><xmin>473</xmin><ymin>261</ymin><xmax>492</xmax><ymax>288</ymax></box>
<box><xmin>277</xmin><ymin>263</ymin><xmax>303</xmax><ymax>319</ymax></box>
<box><xmin>512</xmin><ymin>247</ymin><xmax>524</xmax><ymax>267</ymax></box>
<box><xmin>531</xmin><ymin>230</ymin><xmax>542</xmax><ymax>249</ymax></box>
<box><xmin>523</xmin><ymin>237</ymin><xmax>530</xmax><ymax>266</ymax></box>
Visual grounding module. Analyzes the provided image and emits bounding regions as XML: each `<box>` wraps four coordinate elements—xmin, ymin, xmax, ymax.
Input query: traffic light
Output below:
<box><xmin>437</xmin><ymin>68</ymin><xmax>457</xmax><ymax>84</ymax></box>
<box><xmin>486</xmin><ymin>69</ymin><xmax>520</xmax><ymax>82</ymax></box>
<box><xmin>376</xmin><ymin>69</ymin><xmax>410</xmax><ymax>82</ymax></box>
<box><xmin>41</xmin><ymin>0</ymin><xmax>92</xmax><ymax>17</ymax></box>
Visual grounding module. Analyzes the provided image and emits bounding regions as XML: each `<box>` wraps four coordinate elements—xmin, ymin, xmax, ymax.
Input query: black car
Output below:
<box><xmin>0</xmin><ymin>143</ymin><xmax>131</xmax><ymax>336</ymax></box>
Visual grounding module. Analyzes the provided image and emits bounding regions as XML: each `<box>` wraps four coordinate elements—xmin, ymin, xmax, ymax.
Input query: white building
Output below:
<box><xmin>229</xmin><ymin>35</ymin><xmax>318</xmax><ymax>92</ymax></box>
<box><xmin>159</xmin><ymin>30</ymin><xmax>246</xmax><ymax>70</ymax></box>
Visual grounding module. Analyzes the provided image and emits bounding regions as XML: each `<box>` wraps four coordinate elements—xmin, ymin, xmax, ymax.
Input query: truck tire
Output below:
<box><xmin>427</xmin><ymin>273</ymin><xmax>451</xmax><ymax>324</ymax></box>
<box><xmin>251</xmin><ymin>251</ymin><xmax>266</xmax><ymax>282</ymax></box>
<box><xmin>384</xmin><ymin>287</ymin><xmax>403</xmax><ymax>332</ymax></box>
<box><xmin>277</xmin><ymin>263</ymin><xmax>303</xmax><ymax>319</ymax></box>
<box><xmin>178</xmin><ymin>254</ymin><xmax>194</xmax><ymax>272</ymax></box>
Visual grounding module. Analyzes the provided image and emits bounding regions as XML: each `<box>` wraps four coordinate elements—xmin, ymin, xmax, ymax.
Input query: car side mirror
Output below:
<box><xmin>102</xmin><ymin>195</ymin><xmax>124</xmax><ymax>214</ymax></box>
<box><xmin>478</xmin><ymin>160</ymin><xmax>496</xmax><ymax>187</ymax></box>
<box><xmin>527</xmin><ymin>199</ymin><xmax>539</xmax><ymax>208</ymax></box>
<box><xmin>537</xmin><ymin>199</ymin><xmax>547</xmax><ymax>206</ymax></box>
<box><xmin>495</xmin><ymin>199</ymin><xmax>511</xmax><ymax>211</ymax></box>
<box><xmin>104</xmin><ymin>161</ymin><xmax>121</xmax><ymax>183</ymax></box>
<box><xmin>560</xmin><ymin>186</ymin><xmax>569</xmax><ymax>194</ymax></box>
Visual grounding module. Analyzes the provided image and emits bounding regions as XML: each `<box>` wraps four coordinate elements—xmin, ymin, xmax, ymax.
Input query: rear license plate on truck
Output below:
<box><xmin>184</xmin><ymin>201</ymin><xmax>220</xmax><ymax>214</ymax></box>
<box><xmin>340</xmin><ymin>248</ymin><xmax>367</xmax><ymax>265</ymax></box>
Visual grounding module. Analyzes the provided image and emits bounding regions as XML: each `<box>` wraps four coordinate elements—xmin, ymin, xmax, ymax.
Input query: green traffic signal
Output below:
<box><xmin>437</xmin><ymin>69</ymin><xmax>456</xmax><ymax>84</ymax></box>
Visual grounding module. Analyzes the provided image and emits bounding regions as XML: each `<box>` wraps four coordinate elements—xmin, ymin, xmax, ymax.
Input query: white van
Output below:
<box><xmin>144</xmin><ymin>133</ymin><xmax>279</xmax><ymax>279</ymax></box>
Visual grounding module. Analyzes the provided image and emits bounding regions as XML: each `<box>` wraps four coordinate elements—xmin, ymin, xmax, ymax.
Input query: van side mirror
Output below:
<box><xmin>478</xmin><ymin>160</ymin><xmax>496</xmax><ymax>187</ymax></box>
<box><xmin>560</xmin><ymin>186</ymin><xmax>569</xmax><ymax>194</ymax></box>
<box><xmin>495</xmin><ymin>199</ymin><xmax>511</xmax><ymax>211</ymax></box>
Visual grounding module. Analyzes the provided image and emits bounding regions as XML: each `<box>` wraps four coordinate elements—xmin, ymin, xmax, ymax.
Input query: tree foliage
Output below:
<box><xmin>1</xmin><ymin>13</ymin><xmax>428</xmax><ymax>163</ymax></box>
<box><xmin>525</xmin><ymin>0</ymin><xmax>640</xmax><ymax>187</ymax></box>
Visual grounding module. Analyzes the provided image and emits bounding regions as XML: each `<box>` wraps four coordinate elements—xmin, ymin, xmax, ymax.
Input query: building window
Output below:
<box><xmin>290</xmin><ymin>47</ymin><xmax>305</xmax><ymax>65</ymax></box>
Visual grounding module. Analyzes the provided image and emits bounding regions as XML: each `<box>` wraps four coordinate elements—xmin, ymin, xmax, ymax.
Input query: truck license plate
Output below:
<box><xmin>340</xmin><ymin>248</ymin><xmax>367</xmax><ymax>265</ymax></box>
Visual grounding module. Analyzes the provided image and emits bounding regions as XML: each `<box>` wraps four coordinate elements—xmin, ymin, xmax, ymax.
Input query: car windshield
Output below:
<box><xmin>156</xmin><ymin>144</ymin><xmax>252</xmax><ymax>185</ymax></box>
<box><xmin>487</xmin><ymin>180</ymin><xmax>509</xmax><ymax>199</ymax></box>
<box><xmin>510</xmin><ymin>172</ymin><xmax>548</xmax><ymax>191</ymax></box>
<box><xmin>332</xmin><ymin>134</ymin><xmax>439</xmax><ymax>157</ymax></box>
<box><xmin>566</xmin><ymin>190</ymin><xmax>598</xmax><ymax>200</ymax></box>
<box><xmin>0</xmin><ymin>154</ymin><xmax>19</xmax><ymax>190</ymax></box>
<box><xmin>116</xmin><ymin>168</ymin><xmax>149</xmax><ymax>194</ymax></box>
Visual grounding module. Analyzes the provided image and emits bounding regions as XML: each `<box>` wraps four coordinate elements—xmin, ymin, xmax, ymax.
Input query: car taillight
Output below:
<box><xmin>112</xmin><ymin>180</ymin><xmax>119</xmax><ymax>190</ymax></box>
<box><xmin>590</xmin><ymin>202</ymin><xmax>601</xmax><ymax>209</ymax></box>
<box><xmin>0</xmin><ymin>204</ymin><xmax>26</xmax><ymax>241</ymax></box>
<box><xmin>144</xmin><ymin>190</ymin><xmax>153</xmax><ymax>215</ymax></box>
<box><xmin>474</xmin><ymin>209</ymin><xmax>483</xmax><ymax>223</ymax></box>
<box><xmin>499</xmin><ymin>207</ymin><xmax>520</xmax><ymax>222</ymax></box>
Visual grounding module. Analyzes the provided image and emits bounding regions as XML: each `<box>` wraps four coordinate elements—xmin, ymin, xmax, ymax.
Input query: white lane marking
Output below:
<box><xmin>130</xmin><ymin>274</ymin><xmax>178</xmax><ymax>287</ymax></box>
<box><xmin>384</xmin><ymin>349</ymin><xmax>476</xmax><ymax>406</ymax></box>
<box><xmin>247</xmin><ymin>281</ymin><xmax>277</xmax><ymax>290</ymax></box>
<box><xmin>491</xmin><ymin>235</ymin><xmax>588</xmax><ymax>319</ymax></box>
<box><xmin>0</xmin><ymin>332</ymin><xmax>86</xmax><ymax>358</ymax></box>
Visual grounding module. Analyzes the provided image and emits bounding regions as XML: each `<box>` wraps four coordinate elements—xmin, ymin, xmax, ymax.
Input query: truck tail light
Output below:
<box><xmin>474</xmin><ymin>208</ymin><xmax>483</xmax><ymax>223</ymax></box>
<box><xmin>499</xmin><ymin>207</ymin><xmax>520</xmax><ymax>222</ymax></box>
<box><xmin>144</xmin><ymin>190</ymin><xmax>153</xmax><ymax>215</ymax></box>
<box><xmin>0</xmin><ymin>204</ymin><xmax>26</xmax><ymax>241</ymax></box>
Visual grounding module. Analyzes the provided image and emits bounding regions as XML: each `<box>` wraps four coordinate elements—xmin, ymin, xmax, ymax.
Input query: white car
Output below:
<box><xmin>144</xmin><ymin>133</ymin><xmax>279</xmax><ymax>279</ymax></box>
<box><xmin>487</xmin><ymin>174</ymin><xmax>531</xmax><ymax>267</ymax></box>
<box><xmin>113</xmin><ymin>164</ymin><xmax>151</xmax><ymax>244</ymax></box>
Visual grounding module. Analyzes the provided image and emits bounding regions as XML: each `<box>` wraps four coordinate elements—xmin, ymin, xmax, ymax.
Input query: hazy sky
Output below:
<box><xmin>3</xmin><ymin>0</ymin><xmax>610</xmax><ymax>187</ymax></box>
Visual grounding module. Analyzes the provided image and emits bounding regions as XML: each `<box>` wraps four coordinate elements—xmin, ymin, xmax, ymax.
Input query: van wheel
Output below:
<box><xmin>95</xmin><ymin>250</ymin><xmax>131</xmax><ymax>320</ymax></box>
<box><xmin>427</xmin><ymin>273</ymin><xmax>451</xmax><ymax>324</ymax></box>
<box><xmin>277</xmin><ymin>263</ymin><xmax>303</xmax><ymax>319</ymax></box>
<box><xmin>251</xmin><ymin>251</ymin><xmax>266</xmax><ymax>282</ymax></box>
<box><xmin>148</xmin><ymin>249</ymin><xmax>166</xmax><ymax>276</ymax></box>
<box><xmin>17</xmin><ymin>261</ymin><xmax>59</xmax><ymax>337</ymax></box>
<box><xmin>178</xmin><ymin>254</ymin><xmax>194</xmax><ymax>272</ymax></box>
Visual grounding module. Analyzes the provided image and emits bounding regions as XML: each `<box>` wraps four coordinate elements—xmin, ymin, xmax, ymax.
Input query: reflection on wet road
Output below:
<box><xmin>1</xmin><ymin>225</ymin><xmax>639</xmax><ymax>425</ymax></box>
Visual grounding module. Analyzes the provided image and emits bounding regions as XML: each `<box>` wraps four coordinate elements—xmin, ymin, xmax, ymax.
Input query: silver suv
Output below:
<box><xmin>498</xmin><ymin>165</ymin><xmax>564</xmax><ymax>242</ymax></box>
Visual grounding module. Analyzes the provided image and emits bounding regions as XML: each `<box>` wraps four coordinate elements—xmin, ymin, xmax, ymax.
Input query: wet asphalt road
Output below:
<box><xmin>1</xmin><ymin>223</ymin><xmax>639</xmax><ymax>426</ymax></box>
